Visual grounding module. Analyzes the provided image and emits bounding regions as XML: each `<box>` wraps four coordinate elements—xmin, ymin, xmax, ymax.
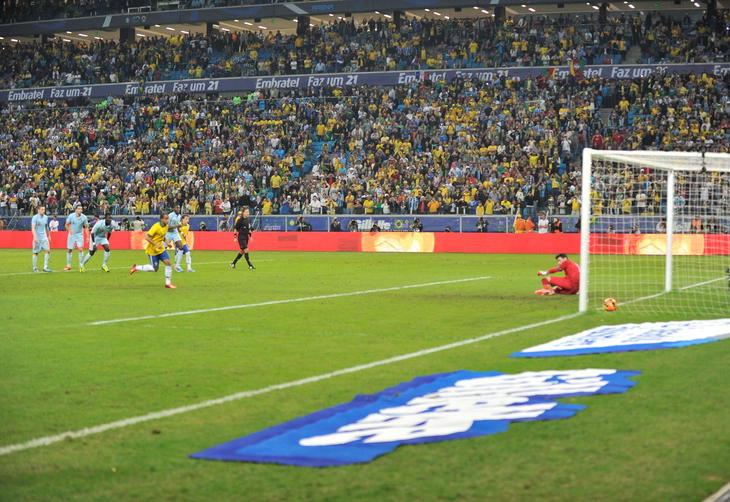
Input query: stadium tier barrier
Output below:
<box><xmin>0</xmin><ymin>231</ymin><xmax>581</xmax><ymax>254</ymax></box>
<box><xmin>2</xmin><ymin>63</ymin><xmax>729</xmax><ymax>103</ymax></box>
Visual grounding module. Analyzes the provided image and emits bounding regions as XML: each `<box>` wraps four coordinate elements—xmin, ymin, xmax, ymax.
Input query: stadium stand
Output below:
<box><xmin>0</xmin><ymin>0</ymin><xmax>287</xmax><ymax>23</ymax></box>
<box><xmin>0</xmin><ymin>68</ymin><xmax>727</xmax><ymax>218</ymax></box>
<box><xmin>638</xmin><ymin>9</ymin><xmax>729</xmax><ymax>63</ymax></box>
<box><xmin>3</xmin><ymin>12</ymin><xmax>727</xmax><ymax>89</ymax></box>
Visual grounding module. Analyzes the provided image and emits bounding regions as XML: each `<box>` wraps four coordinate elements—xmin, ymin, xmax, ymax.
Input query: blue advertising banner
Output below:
<box><xmin>9</xmin><ymin>213</ymin><xmax>727</xmax><ymax>234</ymax></box>
<box><xmin>270</xmin><ymin>215</ymin><xmax>487</xmax><ymax>232</ymax></box>
<box><xmin>2</xmin><ymin>63</ymin><xmax>728</xmax><ymax>102</ymax></box>
<box><xmin>512</xmin><ymin>320</ymin><xmax>730</xmax><ymax>358</ymax></box>
<box><xmin>5</xmin><ymin>214</ymin><xmax>543</xmax><ymax>232</ymax></box>
<box><xmin>191</xmin><ymin>369</ymin><xmax>639</xmax><ymax>467</ymax></box>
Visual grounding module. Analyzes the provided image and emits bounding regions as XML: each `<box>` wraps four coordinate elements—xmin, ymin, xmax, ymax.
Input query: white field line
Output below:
<box><xmin>88</xmin><ymin>276</ymin><xmax>493</xmax><ymax>326</ymax></box>
<box><xmin>0</xmin><ymin>260</ymin><xmax>273</xmax><ymax>278</ymax></box>
<box><xmin>0</xmin><ymin>312</ymin><xmax>580</xmax><ymax>457</ymax></box>
<box><xmin>704</xmin><ymin>480</ymin><xmax>730</xmax><ymax>502</ymax></box>
<box><xmin>611</xmin><ymin>276</ymin><xmax>726</xmax><ymax>308</ymax></box>
<box><xmin>619</xmin><ymin>292</ymin><xmax>665</xmax><ymax>307</ymax></box>
<box><xmin>678</xmin><ymin>277</ymin><xmax>726</xmax><ymax>290</ymax></box>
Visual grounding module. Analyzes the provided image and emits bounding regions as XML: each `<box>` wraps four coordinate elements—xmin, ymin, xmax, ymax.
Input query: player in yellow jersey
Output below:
<box><xmin>129</xmin><ymin>213</ymin><xmax>176</xmax><ymax>288</ymax></box>
<box><xmin>174</xmin><ymin>214</ymin><xmax>195</xmax><ymax>272</ymax></box>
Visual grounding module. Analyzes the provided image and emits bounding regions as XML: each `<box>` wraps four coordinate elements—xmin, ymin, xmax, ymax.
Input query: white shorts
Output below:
<box><xmin>67</xmin><ymin>233</ymin><xmax>84</xmax><ymax>250</ymax></box>
<box><xmin>166</xmin><ymin>231</ymin><xmax>181</xmax><ymax>243</ymax></box>
<box><xmin>33</xmin><ymin>238</ymin><xmax>50</xmax><ymax>253</ymax></box>
<box><xmin>91</xmin><ymin>237</ymin><xmax>110</xmax><ymax>249</ymax></box>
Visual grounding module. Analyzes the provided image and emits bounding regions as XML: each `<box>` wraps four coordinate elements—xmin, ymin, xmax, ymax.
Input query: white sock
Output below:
<box><xmin>44</xmin><ymin>254</ymin><xmax>50</xmax><ymax>269</ymax></box>
<box><xmin>137</xmin><ymin>264</ymin><xmax>155</xmax><ymax>272</ymax></box>
<box><xmin>32</xmin><ymin>254</ymin><xmax>38</xmax><ymax>269</ymax></box>
<box><xmin>103</xmin><ymin>251</ymin><xmax>110</xmax><ymax>265</ymax></box>
<box><xmin>66</xmin><ymin>252</ymin><xmax>72</xmax><ymax>267</ymax></box>
<box><xmin>78</xmin><ymin>250</ymin><xmax>85</xmax><ymax>267</ymax></box>
<box><xmin>175</xmin><ymin>250</ymin><xmax>183</xmax><ymax>267</ymax></box>
<box><xmin>185</xmin><ymin>253</ymin><xmax>192</xmax><ymax>269</ymax></box>
<box><xmin>81</xmin><ymin>253</ymin><xmax>89</xmax><ymax>266</ymax></box>
<box><xmin>164</xmin><ymin>265</ymin><xmax>172</xmax><ymax>285</ymax></box>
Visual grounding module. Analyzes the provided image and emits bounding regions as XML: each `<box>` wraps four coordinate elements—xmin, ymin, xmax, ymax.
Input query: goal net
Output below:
<box><xmin>579</xmin><ymin>150</ymin><xmax>730</xmax><ymax>317</ymax></box>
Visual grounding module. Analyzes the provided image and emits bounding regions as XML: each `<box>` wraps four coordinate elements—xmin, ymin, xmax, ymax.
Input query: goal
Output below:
<box><xmin>579</xmin><ymin>149</ymin><xmax>730</xmax><ymax>316</ymax></box>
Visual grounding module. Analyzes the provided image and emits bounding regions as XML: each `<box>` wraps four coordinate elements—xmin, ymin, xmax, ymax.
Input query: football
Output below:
<box><xmin>603</xmin><ymin>298</ymin><xmax>618</xmax><ymax>311</ymax></box>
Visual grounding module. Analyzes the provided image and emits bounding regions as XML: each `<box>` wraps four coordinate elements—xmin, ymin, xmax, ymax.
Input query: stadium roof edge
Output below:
<box><xmin>0</xmin><ymin>0</ymin><xmax>673</xmax><ymax>37</ymax></box>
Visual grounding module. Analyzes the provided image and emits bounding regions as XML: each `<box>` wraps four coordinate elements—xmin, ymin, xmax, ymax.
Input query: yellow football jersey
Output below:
<box><xmin>145</xmin><ymin>222</ymin><xmax>168</xmax><ymax>256</ymax></box>
<box><xmin>179</xmin><ymin>224</ymin><xmax>189</xmax><ymax>246</ymax></box>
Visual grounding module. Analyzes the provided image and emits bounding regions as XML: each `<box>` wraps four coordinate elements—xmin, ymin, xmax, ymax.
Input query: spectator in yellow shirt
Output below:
<box><xmin>270</xmin><ymin>173</ymin><xmax>282</xmax><ymax>194</ymax></box>
<box><xmin>428</xmin><ymin>198</ymin><xmax>441</xmax><ymax>214</ymax></box>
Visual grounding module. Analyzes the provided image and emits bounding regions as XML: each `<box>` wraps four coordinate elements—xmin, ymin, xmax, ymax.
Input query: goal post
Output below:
<box><xmin>579</xmin><ymin>149</ymin><xmax>730</xmax><ymax>315</ymax></box>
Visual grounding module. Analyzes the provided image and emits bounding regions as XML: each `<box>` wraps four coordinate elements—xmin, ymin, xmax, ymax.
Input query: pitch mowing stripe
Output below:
<box><xmin>0</xmin><ymin>260</ymin><xmax>271</xmax><ymax>277</ymax></box>
<box><xmin>0</xmin><ymin>312</ymin><xmax>579</xmax><ymax>457</ymax></box>
<box><xmin>88</xmin><ymin>276</ymin><xmax>494</xmax><ymax>326</ymax></box>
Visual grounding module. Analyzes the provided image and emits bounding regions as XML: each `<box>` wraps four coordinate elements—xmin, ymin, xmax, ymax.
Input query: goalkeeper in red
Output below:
<box><xmin>535</xmin><ymin>253</ymin><xmax>580</xmax><ymax>296</ymax></box>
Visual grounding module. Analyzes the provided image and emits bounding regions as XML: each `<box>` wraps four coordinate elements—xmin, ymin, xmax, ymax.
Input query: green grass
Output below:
<box><xmin>0</xmin><ymin>249</ymin><xmax>729</xmax><ymax>501</ymax></box>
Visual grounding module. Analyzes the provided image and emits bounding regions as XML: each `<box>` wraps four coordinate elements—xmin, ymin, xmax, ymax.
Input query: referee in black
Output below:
<box><xmin>230</xmin><ymin>208</ymin><xmax>255</xmax><ymax>270</ymax></box>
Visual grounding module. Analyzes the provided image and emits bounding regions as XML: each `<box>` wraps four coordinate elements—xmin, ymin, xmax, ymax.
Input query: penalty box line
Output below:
<box><xmin>88</xmin><ymin>276</ymin><xmax>494</xmax><ymax>326</ymax></box>
<box><xmin>616</xmin><ymin>276</ymin><xmax>727</xmax><ymax>308</ymax></box>
<box><xmin>0</xmin><ymin>312</ymin><xmax>580</xmax><ymax>457</ymax></box>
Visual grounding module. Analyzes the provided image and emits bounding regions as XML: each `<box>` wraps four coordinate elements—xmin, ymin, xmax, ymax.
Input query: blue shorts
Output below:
<box><xmin>166</xmin><ymin>231</ymin><xmax>181</xmax><ymax>242</ymax></box>
<box><xmin>92</xmin><ymin>237</ymin><xmax>110</xmax><ymax>248</ymax></box>
<box><xmin>149</xmin><ymin>250</ymin><xmax>170</xmax><ymax>268</ymax></box>
<box><xmin>67</xmin><ymin>233</ymin><xmax>84</xmax><ymax>250</ymax></box>
<box><xmin>181</xmin><ymin>244</ymin><xmax>189</xmax><ymax>254</ymax></box>
<box><xmin>33</xmin><ymin>238</ymin><xmax>50</xmax><ymax>253</ymax></box>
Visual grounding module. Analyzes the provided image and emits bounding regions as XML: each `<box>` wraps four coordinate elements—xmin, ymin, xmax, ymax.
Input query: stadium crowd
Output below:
<box><xmin>1</xmin><ymin>0</ymin><xmax>290</xmax><ymax>23</ymax></box>
<box><xmin>2</xmin><ymin>11</ymin><xmax>727</xmax><ymax>90</ymax></box>
<box><xmin>0</xmin><ymin>0</ymin><xmax>119</xmax><ymax>23</ymax></box>
<box><xmin>0</xmin><ymin>68</ymin><xmax>727</xmax><ymax>220</ymax></box>
<box><xmin>639</xmin><ymin>9</ymin><xmax>729</xmax><ymax>64</ymax></box>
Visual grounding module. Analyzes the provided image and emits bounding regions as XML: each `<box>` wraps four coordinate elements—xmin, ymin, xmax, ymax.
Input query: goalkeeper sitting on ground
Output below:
<box><xmin>535</xmin><ymin>253</ymin><xmax>581</xmax><ymax>296</ymax></box>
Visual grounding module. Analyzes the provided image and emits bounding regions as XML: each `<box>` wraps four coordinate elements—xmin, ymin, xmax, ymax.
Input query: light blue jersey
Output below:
<box><xmin>166</xmin><ymin>211</ymin><xmax>181</xmax><ymax>241</ymax></box>
<box><xmin>168</xmin><ymin>211</ymin><xmax>181</xmax><ymax>228</ymax></box>
<box><xmin>31</xmin><ymin>214</ymin><xmax>50</xmax><ymax>253</ymax></box>
<box><xmin>90</xmin><ymin>220</ymin><xmax>113</xmax><ymax>247</ymax></box>
<box><xmin>66</xmin><ymin>212</ymin><xmax>89</xmax><ymax>249</ymax></box>
<box><xmin>32</xmin><ymin>214</ymin><xmax>49</xmax><ymax>238</ymax></box>
<box><xmin>66</xmin><ymin>212</ymin><xmax>89</xmax><ymax>234</ymax></box>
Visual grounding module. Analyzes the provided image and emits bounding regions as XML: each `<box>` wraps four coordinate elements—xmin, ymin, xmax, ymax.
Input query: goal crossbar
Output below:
<box><xmin>587</xmin><ymin>150</ymin><xmax>730</xmax><ymax>173</ymax></box>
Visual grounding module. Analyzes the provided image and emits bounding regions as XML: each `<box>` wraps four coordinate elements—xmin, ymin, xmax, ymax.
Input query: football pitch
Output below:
<box><xmin>1</xmin><ymin>249</ymin><xmax>729</xmax><ymax>501</ymax></box>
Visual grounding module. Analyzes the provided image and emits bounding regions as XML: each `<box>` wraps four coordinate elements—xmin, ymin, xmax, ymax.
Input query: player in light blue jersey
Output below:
<box><xmin>31</xmin><ymin>205</ymin><xmax>52</xmax><ymax>272</ymax></box>
<box><xmin>166</xmin><ymin>204</ymin><xmax>186</xmax><ymax>273</ymax></box>
<box><xmin>64</xmin><ymin>204</ymin><xmax>89</xmax><ymax>271</ymax></box>
<box><xmin>81</xmin><ymin>214</ymin><xmax>114</xmax><ymax>272</ymax></box>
